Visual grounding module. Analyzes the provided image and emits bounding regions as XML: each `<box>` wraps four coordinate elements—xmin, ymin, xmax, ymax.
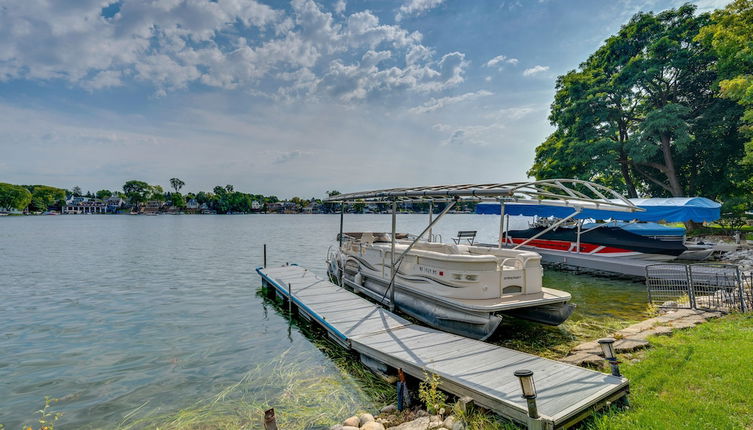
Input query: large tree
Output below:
<box><xmin>169</xmin><ymin>178</ymin><xmax>185</xmax><ymax>193</ymax></box>
<box><xmin>531</xmin><ymin>5</ymin><xmax>748</xmax><ymax>203</ymax></box>
<box><xmin>123</xmin><ymin>180</ymin><xmax>151</xmax><ymax>206</ymax></box>
<box><xmin>28</xmin><ymin>185</ymin><xmax>66</xmax><ymax>211</ymax></box>
<box><xmin>0</xmin><ymin>183</ymin><xmax>32</xmax><ymax>211</ymax></box>
<box><xmin>699</xmin><ymin>0</ymin><xmax>753</xmax><ymax>162</ymax></box>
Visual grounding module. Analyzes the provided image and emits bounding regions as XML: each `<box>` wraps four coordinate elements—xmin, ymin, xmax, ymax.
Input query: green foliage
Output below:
<box><xmin>123</xmin><ymin>180</ymin><xmax>152</xmax><ymax>205</ymax></box>
<box><xmin>418</xmin><ymin>372</ymin><xmax>447</xmax><ymax>415</ymax></box>
<box><xmin>170</xmin><ymin>192</ymin><xmax>186</xmax><ymax>208</ymax></box>
<box><xmin>0</xmin><ymin>182</ymin><xmax>32</xmax><ymax>210</ymax></box>
<box><xmin>699</xmin><ymin>0</ymin><xmax>753</xmax><ymax>163</ymax></box>
<box><xmin>532</xmin><ymin>4</ymin><xmax>752</xmax><ymax>204</ymax></box>
<box><xmin>20</xmin><ymin>396</ymin><xmax>63</xmax><ymax>430</ymax></box>
<box><xmin>28</xmin><ymin>185</ymin><xmax>66</xmax><ymax>212</ymax></box>
<box><xmin>95</xmin><ymin>189</ymin><xmax>113</xmax><ymax>200</ymax></box>
<box><xmin>451</xmin><ymin>401</ymin><xmax>519</xmax><ymax>430</ymax></box>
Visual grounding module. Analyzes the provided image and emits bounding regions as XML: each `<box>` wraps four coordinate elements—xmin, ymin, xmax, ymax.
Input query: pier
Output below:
<box><xmin>257</xmin><ymin>264</ymin><xmax>629</xmax><ymax>429</ymax></box>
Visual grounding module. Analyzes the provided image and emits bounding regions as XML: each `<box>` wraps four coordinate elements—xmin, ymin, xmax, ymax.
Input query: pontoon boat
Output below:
<box><xmin>325</xmin><ymin>180</ymin><xmax>641</xmax><ymax>340</ymax></box>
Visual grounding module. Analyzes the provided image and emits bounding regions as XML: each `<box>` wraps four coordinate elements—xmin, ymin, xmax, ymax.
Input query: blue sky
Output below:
<box><xmin>0</xmin><ymin>0</ymin><xmax>730</xmax><ymax>198</ymax></box>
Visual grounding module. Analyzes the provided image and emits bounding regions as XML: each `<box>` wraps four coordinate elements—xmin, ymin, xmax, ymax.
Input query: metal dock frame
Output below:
<box><xmin>257</xmin><ymin>265</ymin><xmax>629</xmax><ymax>429</ymax></box>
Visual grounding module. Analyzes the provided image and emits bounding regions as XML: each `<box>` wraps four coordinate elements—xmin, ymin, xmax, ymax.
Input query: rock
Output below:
<box><xmin>342</xmin><ymin>427</ymin><xmax>359</xmax><ymax>430</ymax></box>
<box><xmin>669</xmin><ymin>318</ymin><xmax>702</xmax><ymax>329</ymax></box>
<box><xmin>571</xmin><ymin>341</ymin><xmax>600</xmax><ymax>352</ymax></box>
<box><xmin>561</xmin><ymin>351</ymin><xmax>604</xmax><ymax>367</ymax></box>
<box><xmin>630</xmin><ymin>325</ymin><xmax>673</xmax><ymax>340</ymax></box>
<box><xmin>330</xmin><ymin>425</ymin><xmax>344</xmax><ymax>430</ymax></box>
<box><xmin>361</xmin><ymin>421</ymin><xmax>385</xmax><ymax>430</ymax></box>
<box><xmin>613</xmin><ymin>338</ymin><xmax>649</xmax><ymax>353</ymax></box>
<box><xmin>416</xmin><ymin>410</ymin><xmax>429</xmax><ymax>417</ymax></box>
<box><xmin>452</xmin><ymin>421</ymin><xmax>465</xmax><ymax>430</ymax></box>
<box><xmin>359</xmin><ymin>413</ymin><xmax>375</xmax><ymax>426</ymax></box>
<box><xmin>428</xmin><ymin>422</ymin><xmax>443</xmax><ymax>429</ymax></box>
<box><xmin>379</xmin><ymin>404</ymin><xmax>397</xmax><ymax>414</ymax></box>
<box><xmin>443</xmin><ymin>415</ymin><xmax>456</xmax><ymax>429</ymax></box>
<box><xmin>343</xmin><ymin>416</ymin><xmax>360</xmax><ymax>427</ymax></box>
<box><xmin>430</xmin><ymin>415</ymin><xmax>442</xmax><ymax>423</ymax></box>
<box><xmin>389</xmin><ymin>417</ymin><xmax>431</xmax><ymax>430</ymax></box>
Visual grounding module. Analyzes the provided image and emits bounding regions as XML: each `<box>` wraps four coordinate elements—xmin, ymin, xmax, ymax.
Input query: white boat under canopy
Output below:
<box><xmin>324</xmin><ymin>180</ymin><xmax>642</xmax><ymax>340</ymax></box>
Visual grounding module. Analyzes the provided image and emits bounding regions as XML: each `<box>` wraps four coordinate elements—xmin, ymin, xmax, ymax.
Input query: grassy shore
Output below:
<box><xmin>586</xmin><ymin>313</ymin><xmax>753</xmax><ymax>430</ymax></box>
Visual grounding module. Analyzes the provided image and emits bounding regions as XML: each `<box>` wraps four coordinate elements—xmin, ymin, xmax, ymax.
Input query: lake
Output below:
<box><xmin>0</xmin><ymin>215</ymin><xmax>648</xmax><ymax>429</ymax></box>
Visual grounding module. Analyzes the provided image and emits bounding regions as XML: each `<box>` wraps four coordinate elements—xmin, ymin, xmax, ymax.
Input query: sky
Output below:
<box><xmin>0</xmin><ymin>0</ymin><xmax>731</xmax><ymax>198</ymax></box>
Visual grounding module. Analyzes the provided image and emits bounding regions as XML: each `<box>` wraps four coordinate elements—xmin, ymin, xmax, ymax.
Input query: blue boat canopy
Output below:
<box><xmin>476</xmin><ymin>197</ymin><xmax>721</xmax><ymax>222</ymax></box>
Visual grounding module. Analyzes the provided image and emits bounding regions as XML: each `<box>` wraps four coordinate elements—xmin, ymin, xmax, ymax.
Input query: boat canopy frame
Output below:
<box><xmin>325</xmin><ymin>179</ymin><xmax>641</xmax><ymax>211</ymax></box>
<box><xmin>328</xmin><ymin>179</ymin><xmax>642</xmax><ymax>311</ymax></box>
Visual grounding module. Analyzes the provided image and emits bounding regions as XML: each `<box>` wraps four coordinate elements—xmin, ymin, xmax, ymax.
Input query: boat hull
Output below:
<box><xmin>328</xmin><ymin>262</ymin><xmax>573</xmax><ymax>340</ymax></box>
<box><xmin>507</xmin><ymin>226</ymin><xmax>687</xmax><ymax>261</ymax></box>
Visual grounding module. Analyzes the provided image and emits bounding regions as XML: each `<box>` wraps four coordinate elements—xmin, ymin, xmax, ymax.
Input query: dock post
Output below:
<box><xmin>263</xmin><ymin>408</ymin><xmax>278</xmax><ymax>430</ymax></box>
<box><xmin>288</xmin><ymin>283</ymin><xmax>293</xmax><ymax>314</ymax></box>
<box><xmin>389</xmin><ymin>200</ymin><xmax>397</xmax><ymax>312</ymax></box>
<box><xmin>263</xmin><ymin>244</ymin><xmax>267</xmax><ymax>268</ymax></box>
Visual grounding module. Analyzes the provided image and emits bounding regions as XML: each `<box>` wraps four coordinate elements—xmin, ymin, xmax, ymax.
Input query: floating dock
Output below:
<box><xmin>530</xmin><ymin>248</ymin><xmax>652</xmax><ymax>279</ymax></box>
<box><xmin>257</xmin><ymin>265</ymin><xmax>629</xmax><ymax>429</ymax></box>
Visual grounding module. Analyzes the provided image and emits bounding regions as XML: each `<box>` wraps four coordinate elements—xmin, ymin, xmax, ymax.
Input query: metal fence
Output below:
<box><xmin>646</xmin><ymin>263</ymin><xmax>752</xmax><ymax>313</ymax></box>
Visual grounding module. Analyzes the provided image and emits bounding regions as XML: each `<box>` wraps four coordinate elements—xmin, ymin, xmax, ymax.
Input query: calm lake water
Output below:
<box><xmin>0</xmin><ymin>215</ymin><xmax>648</xmax><ymax>429</ymax></box>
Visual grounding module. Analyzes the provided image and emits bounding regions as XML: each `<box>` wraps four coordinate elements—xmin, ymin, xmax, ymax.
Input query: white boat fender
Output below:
<box><xmin>354</xmin><ymin>272</ymin><xmax>363</xmax><ymax>287</ymax></box>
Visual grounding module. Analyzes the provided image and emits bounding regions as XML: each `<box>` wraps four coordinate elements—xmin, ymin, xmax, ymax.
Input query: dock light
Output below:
<box><xmin>598</xmin><ymin>337</ymin><xmax>622</xmax><ymax>377</ymax></box>
<box><xmin>514</xmin><ymin>369</ymin><xmax>539</xmax><ymax>419</ymax></box>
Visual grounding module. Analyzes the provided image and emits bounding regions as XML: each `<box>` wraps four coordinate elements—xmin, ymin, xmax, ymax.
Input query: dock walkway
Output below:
<box><xmin>257</xmin><ymin>265</ymin><xmax>628</xmax><ymax>429</ymax></box>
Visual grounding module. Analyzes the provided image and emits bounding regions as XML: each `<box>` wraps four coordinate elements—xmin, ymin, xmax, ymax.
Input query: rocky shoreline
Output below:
<box><xmin>561</xmin><ymin>308</ymin><xmax>723</xmax><ymax>367</ymax></box>
<box><xmin>330</xmin><ymin>406</ymin><xmax>465</xmax><ymax>430</ymax></box>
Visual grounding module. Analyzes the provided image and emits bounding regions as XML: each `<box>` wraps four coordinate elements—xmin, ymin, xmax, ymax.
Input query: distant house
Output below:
<box><xmin>267</xmin><ymin>201</ymin><xmax>298</xmax><ymax>213</ymax></box>
<box><xmin>63</xmin><ymin>199</ymin><xmax>107</xmax><ymax>214</ymax></box>
<box><xmin>0</xmin><ymin>206</ymin><xmax>23</xmax><ymax>214</ymax></box>
<box><xmin>186</xmin><ymin>199</ymin><xmax>199</xmax><ymax>210</ymax></box>
<box><xmin>251</xmin><ymin>200</ymin><xmax>261</xmax><ymax>211</ymax></box>
<box><xmin>142</xmin><ymin>200</ymin><xmax>164</xmax><ymax>214</ymax></box>
<box><xmin>105</xmin><ymin>196</ymin><xmax>124</xmax><ymax>213</ymax></box>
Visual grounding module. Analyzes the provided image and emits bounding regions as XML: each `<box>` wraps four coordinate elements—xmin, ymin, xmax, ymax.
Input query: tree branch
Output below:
<box><xmin>634</xmin><ymin>164</ymin><xmax>673</xmax><ymax>193</ymax></box>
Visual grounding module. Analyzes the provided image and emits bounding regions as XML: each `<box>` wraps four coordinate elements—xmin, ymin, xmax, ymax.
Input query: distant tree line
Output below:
<box><xmin>0</xmin><ymin>178</ymin><xmax>328</xmax><ymax>214</ymax></box>
<box><xmin>529</xmin><ymin>2</ymin><xmax>753</xmax><ymax>219</ymax></box>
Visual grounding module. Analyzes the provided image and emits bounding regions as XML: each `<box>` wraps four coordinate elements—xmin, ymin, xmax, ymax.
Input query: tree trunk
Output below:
<box><xmin>618</xmin><ymin>152</ymin><xmax>638</xmax><ymax>198</ymax></box>
<box><xmin>659</xmin><ymin>134</ymin><xmax>684</xmax><ymax>197</ymax></box>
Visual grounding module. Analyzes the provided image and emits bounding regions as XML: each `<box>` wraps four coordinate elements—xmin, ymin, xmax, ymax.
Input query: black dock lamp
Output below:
<box><xmin>514</xmin><ymin>369</ymin><xmax>539</xmax><ymax>419</ymax></box>
<box><xmin>598</xmin><ymin>337</ymin><xmax>622</xmax><ymax>377</ymax></box>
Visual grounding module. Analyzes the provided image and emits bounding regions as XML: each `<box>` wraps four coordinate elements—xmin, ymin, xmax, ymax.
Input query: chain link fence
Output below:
<box><xmin>646</xmin><ymin>263</ymin><xmax>752</xmax><ymax>312</ymax></box>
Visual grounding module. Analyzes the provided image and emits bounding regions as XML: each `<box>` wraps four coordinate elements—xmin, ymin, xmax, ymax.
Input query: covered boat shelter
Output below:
<box><xmin>475</xmin><ymin>197</ymin><xmax>723</xmax><ymax>278</ymax></box>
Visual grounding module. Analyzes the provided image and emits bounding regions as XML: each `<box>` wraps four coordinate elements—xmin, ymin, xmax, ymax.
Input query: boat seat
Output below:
<box><xmin>452</xmin><ymin>230</ymin><xmax>477</xmax><ymax>245</ymax></box>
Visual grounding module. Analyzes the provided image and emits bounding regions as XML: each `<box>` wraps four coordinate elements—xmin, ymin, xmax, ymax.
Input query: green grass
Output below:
<box><xmin>585</xmin><ymin>313</ymin><xmax>753</xmax><ymax>430</ymax></box>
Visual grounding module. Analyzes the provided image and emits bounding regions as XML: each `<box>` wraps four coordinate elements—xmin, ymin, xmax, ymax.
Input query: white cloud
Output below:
<box><xmin>396</xmin><ymin>0</ymin><xmax>445</xmax><ymax>21</ymax></box>
<box><xmin>0</xmin><ymin>0</ymin><xmax>466</xmax><ymax>101</ymax></box>
<box><xmin>410</xmin><ymin>90</ymin><xmax>493</xmax><ymax>114</ymax></box>
<box><xmin>522</xmin><ymin>65</ymin><xmax>549</xmax><ymax>76</ymax></box>
<box><xmin>334</xmin><ymin>0</ymin><xmax>347</xmax><ymax>14</ymax></box>
<box><xmin>440</xmin><ymin>122</ymin><xmax>506</xmax><ymax>146</ymax></box>
<box><xmin>274</xmin><ymin>150</ymin><xmax>306</xmax><ymax>164</ymax></box>
<box><xmin>485</xmin><ymin>55</ymin><xmax>519</xmax><ymax>69</ymax></box>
